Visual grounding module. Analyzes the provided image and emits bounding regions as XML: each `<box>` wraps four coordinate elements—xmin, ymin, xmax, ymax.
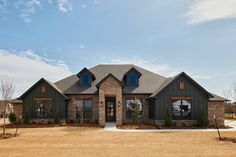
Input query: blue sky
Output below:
<box><xmin>0</xmin><ymin>0</ymin><xmax>236</xmax><ymax>99</ymax></box>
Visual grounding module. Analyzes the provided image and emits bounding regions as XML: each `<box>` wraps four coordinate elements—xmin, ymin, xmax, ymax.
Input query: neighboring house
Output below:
<box><xmin>0</xmin><ymin>100</ymin><xmax>14</xmax><ymax>118</ymax></box>
<box><xmin>15</xmin><ymin>64</ymin><xmax>228</xmax><ymax>126</ymax></box>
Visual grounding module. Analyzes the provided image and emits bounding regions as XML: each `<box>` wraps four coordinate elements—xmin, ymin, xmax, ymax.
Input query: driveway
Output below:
<box><xmin>0</xmin><ymin>118</ymin><xmax>9</xmax><ymax>126</ymax></box>
<box><xmin>104</xmin><ymin>120</ymin><xmax>236</xmax><ymax>132</ymax></box>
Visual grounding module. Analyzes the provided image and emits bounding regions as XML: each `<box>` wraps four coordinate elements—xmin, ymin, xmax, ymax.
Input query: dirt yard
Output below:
<box><xmin>0</xmin><ymin>127</ymin><xmax>236</xmax><ymax>157</ymax></box>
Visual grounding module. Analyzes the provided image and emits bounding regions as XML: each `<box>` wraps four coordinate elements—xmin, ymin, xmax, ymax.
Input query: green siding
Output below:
<box><xmin>152</xmin><ymin>75</ymin><xmax>209</xmax><ymax>120</ymax></box>
<box><xmin>22</xmin><ymin>80</ymin><xmax>66</xmax><ymax>120</ymax></box>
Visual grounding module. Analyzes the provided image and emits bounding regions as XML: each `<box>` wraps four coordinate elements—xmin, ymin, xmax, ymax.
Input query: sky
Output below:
<box><xmin>0</xmin><ymin>0</ymin><xmax>236</xmax><ymax>100</ymax></box>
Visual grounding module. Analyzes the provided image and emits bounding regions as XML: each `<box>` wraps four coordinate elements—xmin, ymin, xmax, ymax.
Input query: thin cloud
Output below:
<box><xmin>108</xmin><ymin>58</ymin><xmax>181</xmax><ymax>77</ymax></box>
<box><xmin>15</xmin><ymin>0</ymin><xmax>41</xmax><ymax>23</ymax></box>
<box><xmin>57</xmin><ymin>0</ymin><xmax>72</xmax><ymax>13</ymax></box>
<box><xmin>185</xmin><ymin>0</ymin><xmax>236</xmax><ymax>24</ymax></box>
<box><xmin>0</xmin><ymin>49</ymin><xmax>72</xmax><ymax>97</ymax></box>
<box><xmin>107</xmin><ymin>57</ymin><xmax>211</xmax><ymax>80</ymax></box>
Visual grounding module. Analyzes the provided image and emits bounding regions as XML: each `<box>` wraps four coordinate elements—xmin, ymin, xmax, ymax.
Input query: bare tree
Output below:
<box><xmin>223</xmin><ymin>90</ymin><xmax>233</xmax><ymax>118</ymax></box>
<box><xmin>0</xmin><ymin>80</ymin><xmax>15</xmax><ymax>138</ymax></box>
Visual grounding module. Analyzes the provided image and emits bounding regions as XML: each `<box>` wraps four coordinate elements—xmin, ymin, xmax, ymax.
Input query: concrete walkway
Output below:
<box><xmin>104</xmin><ymin>120</ymin><xmax>236</xmax><ymax>132</ymax></box>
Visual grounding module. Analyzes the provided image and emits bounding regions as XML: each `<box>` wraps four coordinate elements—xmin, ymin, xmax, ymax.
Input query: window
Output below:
<box><xmin>84</xmin><ymin>100</ymin><xmax>93</xmax><ymax>119</ymax></box>
<box><xmin>34</xmin><ymin>100</ymin><xmax>53</xmax><ymax>119</ymax></box>
<box><xmin>172</xmin><ymin>99</ymin><xmax>191</xmax><ymax>120</ymax></box>
<box><xmin>179</xmin><ymin>81</ymin><xmax>185</xmax><ymax>90</ymax></box>
<box><xmin>126</xmin><ymin>99</ymin><xmax>143</xmax><ymax>119</ymax></box>
<box><xmin>76</xmin><ymin>99</ymin><xmax>93</xmax><ymax>120</ymax></box>
<box><xmin>82</xmin><ymin>73</ymin><xmax>90</xmax><ymax>87</ymax></box>
<box><xmin>128</xmin><ymin>71</ymin><xmax>138</xmax><ymax>87</ymax></box>
<box><xmin>76</xmin><ymin>100</ymin><xmax>83</xmax><ymax>120</ymax></box>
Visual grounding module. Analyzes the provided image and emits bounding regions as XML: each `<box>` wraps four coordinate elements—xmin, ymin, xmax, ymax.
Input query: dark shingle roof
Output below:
<box><xmin>209</xmin><ymin>93</ymin><xmax>230</xmax><ymax>102</ymax></box>
<box><xmin>55</xmin><ymin>64</ymin><xmax>167</xmax><ymax>94</ymax></box>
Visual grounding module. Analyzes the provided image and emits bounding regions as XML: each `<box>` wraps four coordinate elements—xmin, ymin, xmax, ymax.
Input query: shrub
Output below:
<box><xmin>197</xmin><ymin>109</ymin><xmax>208</xmax><ymax>127</ymax></box>
<box><xmin>165</xmin><ymin>108</ymin><xmax>172</xmax><ymax>127</ymax></box>
<box><xmin>129</xmin><ymin>101</ymin><xmax>142</xmax><ymax>123</ymax></box>
<box><xmin>8</xmin><ymin>113</ymin><xmax>17</xmax><ymax>124</ymax></box>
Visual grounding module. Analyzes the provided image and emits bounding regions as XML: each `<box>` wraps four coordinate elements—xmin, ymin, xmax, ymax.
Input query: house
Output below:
<box><xmin>14</xmin><ymin>64</ymin><xmax>228</xmax><ymax>126</ymax></box>
<box><xmin>0</xmin><ymin>100</ymin><xmax>16</xmax><ymax>118</ymax></box>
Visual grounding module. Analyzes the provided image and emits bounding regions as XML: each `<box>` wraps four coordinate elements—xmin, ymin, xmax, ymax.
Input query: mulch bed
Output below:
<box><xmin>117</xmin><ymin>124</ymin><xmax>157</xmax><ymax>129</ymax></box>
<box><xmin>118</xmin><ymin>124</ymin><xmax>231</xmax><ymax>130</ymax></box>
<box><xmin>5</xmin><ymin>123</ymin><xmax>102</xmax><ymax>128</ymax></box>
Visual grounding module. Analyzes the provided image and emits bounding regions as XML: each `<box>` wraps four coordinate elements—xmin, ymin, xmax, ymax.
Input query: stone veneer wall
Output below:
<box><xmin>98</xmin><ymin>76</ymin><xmax>122</xmax><ymax>126</ymax></box>
<box><xmin>122</xmin><ymin>94</ymin><xmax>150</xmax><ymax>124</ymax></box>
<box><xmin>208</xmin><ymin>101</ymin><xmax>225</xmax><ymax>126</ymax></box>
<box><xmin>67</xmin><ymin>95</ymin><xmax>99</xmax><ymax>123</ymax></box>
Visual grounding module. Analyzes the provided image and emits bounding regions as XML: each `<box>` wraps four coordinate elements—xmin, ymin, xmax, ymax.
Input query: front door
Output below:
<box><xmin>105</xmin><ymin>97</ymin><xmax>116</xmax><ymax>122</ymax></box>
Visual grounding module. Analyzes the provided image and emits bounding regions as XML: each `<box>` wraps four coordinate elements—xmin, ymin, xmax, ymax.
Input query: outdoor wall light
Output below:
<box><xmin>118</xmin><ymin>101</ymin><xmax>121</xmax><ymax>107</ymax></box>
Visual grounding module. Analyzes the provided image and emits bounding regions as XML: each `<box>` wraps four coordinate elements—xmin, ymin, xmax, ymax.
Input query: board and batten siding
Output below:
<box><xmin>22</xmin><ymin>80</ymin><xmax>66</xmax><ymax>120</ymax></box>
<box><xmin>152</xmin><ymin>75</ymin><xmax>209</xmax><ymax>120</ymax></box>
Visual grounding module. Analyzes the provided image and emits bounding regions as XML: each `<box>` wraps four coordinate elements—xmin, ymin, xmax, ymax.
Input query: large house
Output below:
<box><xmin>14</xmin><ymin>64</ymin><xmax>228</xmax><ymax>127</ymax></box>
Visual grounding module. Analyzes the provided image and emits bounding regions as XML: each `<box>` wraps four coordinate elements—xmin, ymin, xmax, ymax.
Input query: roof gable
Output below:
<box><xmin>77</xmin><ymin>67</ymin><xmax>96</xmax><ymax>80</ymax></box>
<box><xmin>19</xmin><ymin>78</ymin><xmax>67</xmax><ymax>100</ymax></box>
<box><xmin>96</xmin><ymin>73</ymin><xmax>122</xmax><ymax>88</ymax></box>
<box><xmin>150</xmin><ymin>72</ymin><xmax>212</xmax><ymax>98</ymax></box>
<box><xmin>124</xmin><ymin>67</ymin><xmax>142</xmax><ymax>78</ymax></box>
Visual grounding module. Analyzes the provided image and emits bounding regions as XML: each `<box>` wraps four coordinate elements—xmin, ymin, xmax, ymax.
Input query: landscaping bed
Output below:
<box><xmin>118</xmin><ymin>124</ymin><xmax>231</xmax><ymax>129</ymax></box>
<box><xmin>5</xmin><ymin>123</ymin><xmax>101</xmax><ymax>128</ymax></box>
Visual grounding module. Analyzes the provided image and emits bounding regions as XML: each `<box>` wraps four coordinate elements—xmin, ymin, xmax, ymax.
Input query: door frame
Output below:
<box><xmin>105</xmin><ymin>97</ymin><xmax>116</xmax><ymax>122</ymax></box>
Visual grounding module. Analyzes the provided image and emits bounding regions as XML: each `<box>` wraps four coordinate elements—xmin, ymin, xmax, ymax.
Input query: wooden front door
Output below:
<box><xmin>105</xmin><ymin>97</ymin><xmax>116</xmax><ymax>122</ymax></box>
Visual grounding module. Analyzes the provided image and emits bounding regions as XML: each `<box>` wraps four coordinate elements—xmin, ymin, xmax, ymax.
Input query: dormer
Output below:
<box><xmin>123</xmin><ymin>67</ymin><xmax>142</xmax><ymax>87</ymax></box>
<box><xmin>77</xmin><ymin>68</ymin><xmax>96</xmax><ymax>87</ymax></box>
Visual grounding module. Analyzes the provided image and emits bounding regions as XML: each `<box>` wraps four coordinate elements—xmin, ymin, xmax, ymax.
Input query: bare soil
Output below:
<box><xmin>0</xmin><ymin>126</ymin><xmax>236</xmax><ymax>157</ymax></box>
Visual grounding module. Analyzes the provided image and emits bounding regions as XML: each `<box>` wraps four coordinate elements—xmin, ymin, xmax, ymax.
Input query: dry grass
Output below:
<box><xmin>0</xmin><ymin>127</ymin><xmax>236</xmax><ymax>157</ymax></box>
<box><xmin>225</xmin><ymin>113</ymin><xmax>236</xmax><ymax>120</ymax></box>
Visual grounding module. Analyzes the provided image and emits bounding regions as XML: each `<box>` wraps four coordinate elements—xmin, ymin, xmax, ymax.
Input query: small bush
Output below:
<box><xmin>8</xmin><ymin>113</ymin><xmax>17</xmax><ymax>124</ymax></box>
<box><xmin>197</xmin><ymin>109</ymin><xmax>208</xmax><ymax>127</ymax></box>
<box><xmin>165</xmin><ymin>108</ymin><xmax>172</xmax><ymax>127</ymax></box>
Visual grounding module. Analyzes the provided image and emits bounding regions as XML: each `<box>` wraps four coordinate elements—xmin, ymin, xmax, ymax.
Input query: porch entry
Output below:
<box><xmin>105</xmin><ymin>97</ymin><xmax>116</xmax><ymax>122</ymax></box>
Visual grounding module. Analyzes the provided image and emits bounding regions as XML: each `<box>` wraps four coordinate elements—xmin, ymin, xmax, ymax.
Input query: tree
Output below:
<box><xmin>129</xmin><ymin>101</ymin><xmax>142</xmax><ymax>123</ymax></box>
<box><xmin>0</xmin><ymin>80</ymin><xmax>15</xmax><ymax>138</ymax></box>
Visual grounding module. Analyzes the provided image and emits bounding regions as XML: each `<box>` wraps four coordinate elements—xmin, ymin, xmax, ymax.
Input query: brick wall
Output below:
<box><xmin>208</xmin><ymin>101</ymin><xmax>225</xmax><ymax>126</ymax></box>
<box><xmin>67</xmin><ymin>95</ymin><xmax>99</xmax><ymax>123</ymax></box>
